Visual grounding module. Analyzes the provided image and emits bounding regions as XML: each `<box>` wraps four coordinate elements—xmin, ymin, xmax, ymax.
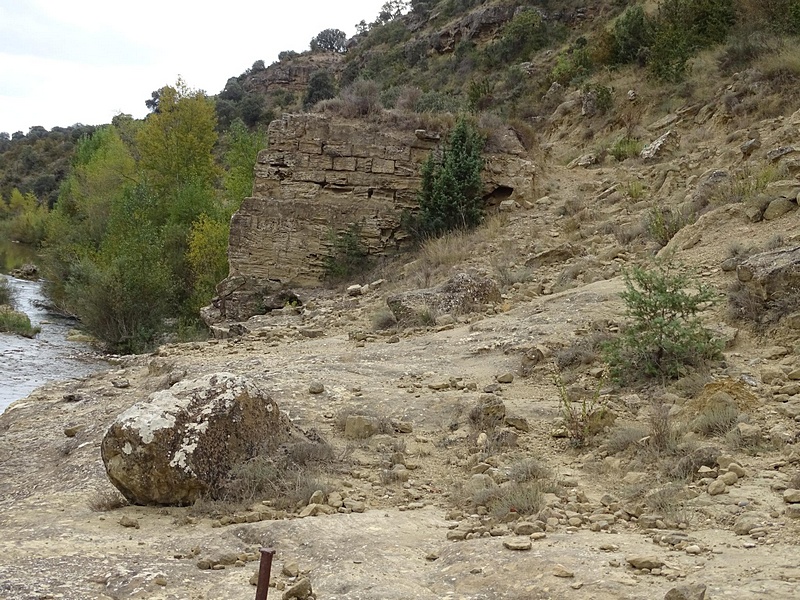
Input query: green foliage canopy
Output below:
<box><xmin>415</xmin><ymin>118</ymin><xmax>484</xmax><ymax>238</ymax></box>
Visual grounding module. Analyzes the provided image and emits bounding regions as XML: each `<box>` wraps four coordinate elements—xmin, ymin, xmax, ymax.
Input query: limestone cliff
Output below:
<box><xmin>208</xmin><ymin>113</ymin><xmax>535</xmax><ymax>323</ymax></box>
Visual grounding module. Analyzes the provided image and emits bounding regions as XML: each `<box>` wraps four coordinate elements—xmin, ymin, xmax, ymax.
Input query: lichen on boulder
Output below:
<box><xmin>101</xmin><ymin>372</ymin><xmax>296</xmax><ymax>505</ymax></box>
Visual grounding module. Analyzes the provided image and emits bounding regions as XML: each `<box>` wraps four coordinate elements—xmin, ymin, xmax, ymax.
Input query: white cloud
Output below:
<box><xmin>0</xmin><ymin>0</ymin><xmax>389</xmax><ymax>133</ymax></box>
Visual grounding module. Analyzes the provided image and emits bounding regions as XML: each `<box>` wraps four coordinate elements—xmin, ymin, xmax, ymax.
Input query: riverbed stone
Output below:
<box><xmin>101</xmin><ymin>373</ymin><xmax>296</xmax><ymax>505</ymax></box>
<box><xmin>626</xmin><ymin>555</ymin><xmax>664</xmax><ymax>570</ymax></box>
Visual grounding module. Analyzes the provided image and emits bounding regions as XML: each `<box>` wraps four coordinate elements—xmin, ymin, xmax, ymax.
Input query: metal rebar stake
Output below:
<box><xmin>255</xmin><ymin>547</ymin><xmax>276</xmax><ymax>600</ymax></box>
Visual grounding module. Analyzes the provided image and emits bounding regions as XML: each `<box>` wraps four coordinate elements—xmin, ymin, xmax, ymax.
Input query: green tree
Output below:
<box><xmin>310</xmin><ymin>28</ymin><xmax>347</xmax><ymax>53</ymax></box>
<box><xmin>64</xmin><ymin>200</ymin><xmax>175</xmax><ymax>353</ymax></box>
<box><xmin>604</xmin><ymin>263</ymin><xmax>722</xmax><ymax>383</ymax></box>
<box><xmin>415</xmin><ymin>118</ymin><xmax>484</xmax><ymax>238</ymax></box>
<box><xmin>610</xmin><ymin>5</ymin><xmax>654</xmax><ymax>65</ymax></box>
<box><xmin>223</xmin><ymin>119</ymin><xmax>266</xmax><ymax>209</ymax></box>
<box><xmin>137</xmin><ymin>79</ymin><xmax>219</xmax><ymax>194</ymax></box>
<box><xmin>304</xmin><ymin>71</ymin><xmax>337</xmax><ymax>108</ymax></box>
<box><xmin>186</xmin><ymin>214</ymin><xmax>230</xmax><ymax>314</ymax></box>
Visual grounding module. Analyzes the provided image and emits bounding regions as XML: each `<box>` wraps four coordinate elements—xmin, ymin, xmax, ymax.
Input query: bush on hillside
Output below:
<box><xmin>310</xmin><ymin>28</ymin><xmax>347</xmax><ymax>53</ymax></box>
<box><xmin>603</xmin><ymin>262</ymin><xmax>722</xmax><ymax>383</ymax></box>
<box><xmin>304</xmin><ymin>71</ymin><xmax>337</xmax><ymax>108</ymax></box>
<box><xmin>412</xmin><ymin>118</ymin><xmax>484</xmax><ymax>239</ymax></box>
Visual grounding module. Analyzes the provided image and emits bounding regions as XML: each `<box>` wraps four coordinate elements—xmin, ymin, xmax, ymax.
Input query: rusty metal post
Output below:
<box><xmin>255</xmin><ymin>547</ymin><xmax>276</xmax><ymax>600</ymax></box>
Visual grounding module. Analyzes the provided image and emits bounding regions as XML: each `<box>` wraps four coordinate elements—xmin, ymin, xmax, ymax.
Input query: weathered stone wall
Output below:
<box><xmin>209</xmin><ymin>113</ymin><xmax>534</xmax><ymax>323</ymax></box>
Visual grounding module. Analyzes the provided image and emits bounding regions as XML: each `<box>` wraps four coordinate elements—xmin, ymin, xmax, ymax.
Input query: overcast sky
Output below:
<box><xmin>0</xmin><ymin>0</ymin><xmax>388</xmax><ymax>134</ymax></box>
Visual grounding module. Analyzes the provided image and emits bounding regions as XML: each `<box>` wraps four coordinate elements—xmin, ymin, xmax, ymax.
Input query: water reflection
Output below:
<box><xmin>0</xmin><ymin>238</ymin><xmax>38</xmax><ymax>273</ymax></box>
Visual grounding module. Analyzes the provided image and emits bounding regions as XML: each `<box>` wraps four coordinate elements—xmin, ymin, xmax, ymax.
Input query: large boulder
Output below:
<box><xmin>387</xmin><ymin>271</ymin><xmax>501</xmax><ymax>325</ymax></box>
<box><xmin>101</xmin><ymin>373</ymin><xmax>295</xmax><ymax>505</ymax></box>
<box><xmin>737</xmin><ymin>246</ymin><xmax>800</xmax><ymax>301</ymax></box>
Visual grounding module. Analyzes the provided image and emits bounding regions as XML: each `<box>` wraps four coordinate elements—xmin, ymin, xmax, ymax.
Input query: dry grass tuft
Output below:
<box><xmin>88</xmin><ymin>489</ymin><xmax>129</xmax><ymax>512</ymax></box>
<box><xmin>605</xmin><ymin>424</ymin><xmax>649</xmax><ymax>455</ymax></box>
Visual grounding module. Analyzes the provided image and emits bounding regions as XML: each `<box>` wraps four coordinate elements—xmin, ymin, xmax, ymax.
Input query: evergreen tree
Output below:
<box><xmin>416</xmin><ymin>118</ymin><xmax>484</xmax><ymax>238</ymax></box>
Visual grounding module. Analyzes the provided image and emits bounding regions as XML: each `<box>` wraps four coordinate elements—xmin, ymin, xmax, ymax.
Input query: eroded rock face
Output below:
<box><xmin>212</xmin><ymin>114</ymin><xmax>534</xmax><ymax>321</ymax></box>
<box><xmin>737</xmin><ymin>246</ymin><xmax>800</xmax><ymax>301</ymax></box>
<box><xmin>101</xmin><ymin>373</ymin><xmax>293</xmax><ymax>505</ymax></box>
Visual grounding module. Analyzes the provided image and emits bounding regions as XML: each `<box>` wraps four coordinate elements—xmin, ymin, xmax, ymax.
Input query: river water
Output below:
<box><xmin>1</xmin><ymin>241</ymin><xmax>106</xmax><ymax>413</ymax></box>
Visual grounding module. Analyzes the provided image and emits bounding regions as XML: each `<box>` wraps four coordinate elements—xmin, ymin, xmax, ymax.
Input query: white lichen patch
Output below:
<box><xmin>122</xmin><ymin>442</ymin><xmax>133</xmax><ymax>455</ymax></box>
<box><xmin>169</xmin><ymin>442</ymin><xmax>197</xmax><ymax>474</ymax></box>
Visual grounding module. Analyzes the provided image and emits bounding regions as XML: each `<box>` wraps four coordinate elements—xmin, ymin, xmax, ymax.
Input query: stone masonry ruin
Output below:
<box><xmin>204</xmin><ymin>113</ymin><xmax>535</xmax><ymax>324</ymax></box>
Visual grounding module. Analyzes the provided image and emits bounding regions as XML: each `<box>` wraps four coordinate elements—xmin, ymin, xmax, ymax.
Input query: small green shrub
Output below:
<box><xmin>0</xmin><ymin>277</ymin><xmax>16</xmax><ymax>308</ymax></box>
<box><xmin>87</xmin><ymin>489</ymin><xmax>129</xmax><ymax>512</ymax></box>
<box><xmin>605</xmin><ymin>424</ymin><xmax>649</xmax><ymax>455</ymax></box>
<box><xmin>553</xmin><ymin>364</ymin><xmax>610</xmax><ymax>447</ymax></box>
<box><xmin>646</xmin><ymin>206</ymin><xmax>694</xmax><ymax>247</ymax></box>
<box><xmin>486</xmin><ymin>481</ymin><xmax>544</xmax><ymax>519</ymax></box>
<box><xmin>304</xmin><ymin>71</ymin><xmax>337</xmax><ymax>108</ymax></box>
<box><xmin>609</xmin><ymin>4</ymin><xmax>654</xmax><ymax>65</ymax></box>
<box><xmin>507</xmin><ymin>458</ymin><xmax>551</xmax><ymax>483</ymax></box>
<box><xmin>322</xmin><ymin>224</ymin><xmax>371</xmax><ymax>283</ymax></box>
<box><xmin>0</xmin><ymin>307</ymin><xmax>40</xmax><ymax>338</ymax></box>
<box><xmin>626</xmin><ymin>180</ymin><xmax>646</xmax><ymax>200</ymax></box>
<box><xmin>609</xmin><ymin>137</ymin><xmax>643</xmax><ymax>161</ymax></box>
<box><xmin>372</xmin><ymin>308</ymin><xmax>397</xmax><ymax>331</ymax></box>
<box><xmin>604</xmin><ymin>262</ymin><xmax>722</xmax><ymax>383</ymax></box>
<box><xmin>221</xmin><ymin>442</ymin><xmax>333</xmax><ymax>508</ymax></box>
<box><xmin>551</xmin><ymin>47</ymin><xmax>592</xmax><ymax>87</ymax></box>
<box><xmin>485</xmin><ymin>9</ymin><xmax>557</xmax><ymax>65</ymax></box>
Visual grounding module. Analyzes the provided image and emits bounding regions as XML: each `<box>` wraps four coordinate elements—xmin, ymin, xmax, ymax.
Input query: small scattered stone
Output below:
<box><xmin>425</xmin><ymin>552</ymin><xmax>439</xmax><ymax>561</ymax></box>
<box><xmin>707</xmin><ymin>480</ymin><xmax>726</xmax><ymax>496</ymax></box>
<box><xmin>552</xmin><ymin>565</ymin><xmax>574</xmax><ymax>578</ymax></box>
<box><xmin>664</xmin><ymin>583</ymin><xmax>707</xmax><ymax>600</ymax></box>
<box><xmin>733</xmin><ymin>513</ymin><xmax>762</xmax><ymax>535</ymax></box>
<box><xmin>626</xmin><ymin>555</ymin><xmax>664</xmax><ymax>570</ymax></box>
<box><xmin>282</xmin><ymin>577</ymin><xmax>312</xmax><ymax>600</ymax></box>
<box><xmin>727</xmin><ymin>463</ymin><xmax>746</xmax><ymax>478</ymax></box>
<box><xmin>153</xmin><ymin>575</ymin><xmax>167</xmax><ymax>586</ymax></box>
<box><xmin>513</xmin><ymin>522</ymin><xmax>539</xmax><ymax>535</ymax></box>
<box><xmin>719</xmin><ymin>471</ymin><xmax>738</xmax><ymax>486</ymax></box>
<box><xmin>685</xmin><ymin>545</ymin><xmax>701</xmax><ymax>555</ymax></box>
<box><xmin>308</xmin><ymin>381</ymin><xmax>325</xmax><ymax>394</ymax></box>
<box><xmin>496</xmin><ymin>372</ymin><xmax>514</xmax><ymax>384</ymax></box>
<box><xmin>111</xmin><ymin>378</ymin><xmax>130</xmax><ymax>389</ymax></box>
<box><xmin>784</xmin><ymin>489</ymin><xmax>800</xmax><ymax>504</ymax></box>
<box><xmin>119</xmin><ymin>516</ymin><xmax>140</xmax><ymax>529</ymax></box>
<box><xmin>282</xmin><ymin>561</ymin><xmax>300</xmax><ymax>578</ymax></box>
<box><xmin>503</xmin><ymin>538</ymin><xmax>532</xmax><ymax>551</ymax></box>
<box><xmin>504</xmin><ymin>416</ymin><xmax>530</xmax><ymax>432</ymax></box>
<box><xmin>63</xmin><ymin>424</ymin><xmax>83</xmax><ymax>438</ymax></box>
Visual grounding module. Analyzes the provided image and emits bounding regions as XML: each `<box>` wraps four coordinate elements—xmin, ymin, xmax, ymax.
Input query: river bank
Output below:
<box><xmin>0</xmin><ymin>239</ymin><xmax>107</xmax><ymax>413</ymax></box>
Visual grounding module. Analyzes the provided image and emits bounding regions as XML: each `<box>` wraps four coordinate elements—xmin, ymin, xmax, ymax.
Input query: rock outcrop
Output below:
<box><xmin>386</xmin><ymin>271</ymin><xmax>502</xmax><ymax>324</ymax></box>
<box><xmin>208</xmin><ymin>114</ymin><xmax>534</xmax><ymax>323</ymax></box>
<box><xmin>737</xmin><ymin>246</ymin><xmax>800</xmax><ymax>302</ymax></box>
<box><xmin>101</xmin><ymin>373</ymin><xmax>296</xmax><ymax>505</ymax></box>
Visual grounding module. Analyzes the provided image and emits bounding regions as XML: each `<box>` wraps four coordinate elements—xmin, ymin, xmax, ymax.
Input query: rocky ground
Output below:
<box><xmin>3</xmin><ymin>99</ymin><xmax>800</xmax><ymax>599</ymax></box>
